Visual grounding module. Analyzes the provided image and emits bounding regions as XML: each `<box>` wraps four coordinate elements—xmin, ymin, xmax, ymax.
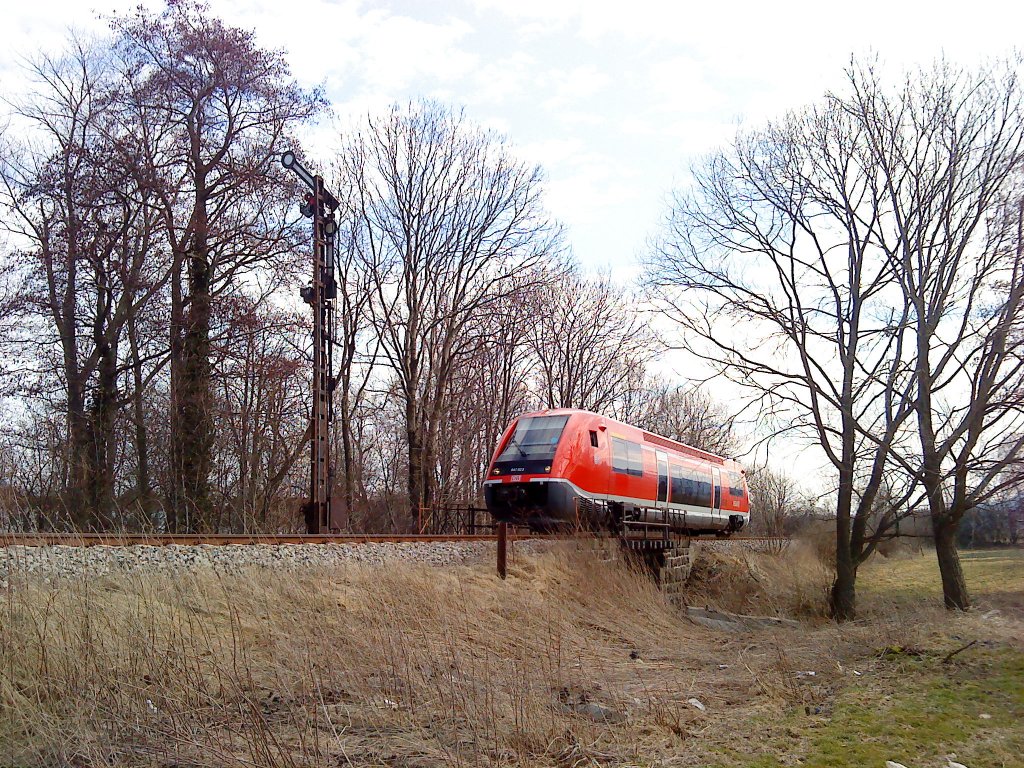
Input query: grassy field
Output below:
<box><xmin>1</xmin><ymin>544</ymin><xmax>1022</xmax><ymax>767</ymax></box>
<box><xmin>713</xmin><ymin>548</ymin><xmax>1024</xmax><ymax>768</ymax></box>
<box><xmin>860</xmin><ymin>547</ymin><xmax>1024</xmax><ymax>613</ymax></box>
<box><xmin>715</xmin><ymin>645</ymin><xmax>1024</xmax><ymax>768</ymax></box>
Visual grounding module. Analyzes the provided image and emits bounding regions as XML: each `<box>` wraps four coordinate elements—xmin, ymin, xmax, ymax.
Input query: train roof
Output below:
<box><xmin>518</xmin><ymin>408</ymin><xmax>740</xmax><ymax>469</ymax></box>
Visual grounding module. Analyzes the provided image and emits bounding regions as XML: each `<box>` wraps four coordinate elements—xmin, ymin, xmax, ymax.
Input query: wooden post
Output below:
<box><xmin>497</xmin><ymin>522</ymin><xmax>508</xmax><ymax>580</ymax></box>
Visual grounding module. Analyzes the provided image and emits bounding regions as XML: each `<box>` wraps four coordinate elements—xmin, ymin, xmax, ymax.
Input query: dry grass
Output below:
<box><xmin>685</xmin><ymin>542</ymin><xmax>833</xmax><ymax>619</ymax></box>
<box><xmin>1</xmin><ymin>543</ymin><xmax>1022</xmax><ymax>767</ymax></box>
<box><xmin>859</xmin><ymin>547</ymin><xmax>1024</xmax><ymax>615</ymax></box>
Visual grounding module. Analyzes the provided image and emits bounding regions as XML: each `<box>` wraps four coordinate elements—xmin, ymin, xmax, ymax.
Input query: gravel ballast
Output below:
<box><xmin>0</xmin><ymin>539</ymin><xmax>552</xmax><ymax>583</ymax></box>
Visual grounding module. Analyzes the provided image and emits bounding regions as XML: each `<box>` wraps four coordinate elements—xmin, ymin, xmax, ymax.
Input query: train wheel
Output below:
<box><xmin>606</xmin><ymin>502</ymin><xmax>624</xmax><ymax>535</ymax></box>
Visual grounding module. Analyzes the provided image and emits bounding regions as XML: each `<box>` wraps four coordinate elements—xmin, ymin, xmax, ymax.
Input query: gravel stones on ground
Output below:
<box><xmin>0</xmin><ymin>540</ymin><xmax>550</xmax><ymax>582</ymax></box>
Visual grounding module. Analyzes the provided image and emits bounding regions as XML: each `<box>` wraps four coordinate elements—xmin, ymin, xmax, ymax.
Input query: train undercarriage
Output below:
<box><xmin>484</xmin><ymin>480</ymin><xmax>747</xmax><ymax>538</ymax></box>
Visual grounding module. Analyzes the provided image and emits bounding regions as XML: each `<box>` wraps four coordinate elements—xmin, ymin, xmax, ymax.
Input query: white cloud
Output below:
<box><xmin>357</xmin><ymin>14</ymin><xmax>479</xmax><ymax>93</ymax></box>
<box><xmin>470</xmin><ymin>51</ymin><xmax>536</xmax><ymax>104</ymax></box>
<box><xmin>4</xmin><ymin>0</ymin><xmax>1024</xmax><ymax>282</ymax></box>
<box><xmin>540</xmin><ymin>64</ymin><xmax>610</xmax><ymax>110</ymax></box>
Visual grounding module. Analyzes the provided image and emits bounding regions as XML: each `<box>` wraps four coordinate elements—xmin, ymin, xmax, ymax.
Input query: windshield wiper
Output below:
<box><xmin>508</xmin><ymin>435</ymin><xmax>528</xmax><ymax>457</ymax></box>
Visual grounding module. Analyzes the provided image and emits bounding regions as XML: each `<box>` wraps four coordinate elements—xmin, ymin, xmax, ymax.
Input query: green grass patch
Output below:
<box><xmin>713</xmin><ymin>646</ymin><xmax>1024</xmax><ymax>768</ymax></box>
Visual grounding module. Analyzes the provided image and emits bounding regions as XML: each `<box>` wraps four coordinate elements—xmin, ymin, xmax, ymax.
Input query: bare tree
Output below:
<box><xmin>209</xmin><ymin>298</ymin><xmax>308</xmax><ymax>531</ymax></box>
<box><xmin>0</xmin><ymin>39</ymin><xmax>171</xmax><ymax>529</ymax></box>
<box><xmin>646</xmin><ymin>63</ymin><xmax>923</xmax><ymax>620</ymax></box>
<box><xmin>434</xmin><ymin>296</ymin><xmax>539</xmax><ymax>509</ymax></box>
<box><xmin>746</xmin><ymin>464</ymin><xmax>801</xmax><ymax>538</ymax></box>
<box><xmin>328</xmin><ymin>224</ymin><xmax>380</xmax><ymax>522</ymax></box>
<box><xmin>339</xmin><ymin>101</ymin><xmax>561</xmax><ymax>522</ymax></box>
<box><xmin>648</xmin><ymin>57</ymin><xmax>1024</xmax><ymax>617</ymax></box>
<box><xmin>529</xmin><ymin>269</ymin><xmax>658</xmax><ymax>413</ymax></box>
<box><xmin>111</xmin><ymin>0</ymin><xmax>322</xmax><ymax>532</ymax></box>
<box><xmin>845</xmin><ymin>63</ymin><xmax>1024</xmax><ymax>608</ymax></box>
<box><xmin>629</xmin><ymin>381</ymin><xmax>738</xmax><ymax>457</ymax></box>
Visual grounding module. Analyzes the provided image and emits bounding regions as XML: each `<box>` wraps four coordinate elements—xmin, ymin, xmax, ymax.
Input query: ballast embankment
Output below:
<box><xmin>0</xmin><ymin>539</ymin><xmax>554</xmax><ymax>583</ymax></box>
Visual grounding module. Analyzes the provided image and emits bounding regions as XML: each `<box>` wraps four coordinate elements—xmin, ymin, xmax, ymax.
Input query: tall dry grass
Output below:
<box><xmin>685</xmin><ymin>542</ymin><xmax>833</xmax><ymax>619</ymax></box>
<box><xmin>0</xmin><ymin>546</ymin><xmax>697</xmax><ymax>767</ymax></box>
<box><xmin>3</xmin><ymin>541</ymin><xmax>972</xmax><ymax>767</ymax></box>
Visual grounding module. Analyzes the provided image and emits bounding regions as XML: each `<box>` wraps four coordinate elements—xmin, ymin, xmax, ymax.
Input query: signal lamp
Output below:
<box><xmin>281</xmin><ymin>150</ymin><xmax>315</xmax><ymax>189</ymax></box>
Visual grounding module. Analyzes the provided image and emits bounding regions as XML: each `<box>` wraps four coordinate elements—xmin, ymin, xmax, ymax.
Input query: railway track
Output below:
<box><xmin>0</xmin><ymin>532</ymin><xmax>788</xmax><ymax>548</ymax></box>
<box><xmin>0</xmin><ymin>532</ymin><xmax>523</xmax><ymax>547</ymax></box>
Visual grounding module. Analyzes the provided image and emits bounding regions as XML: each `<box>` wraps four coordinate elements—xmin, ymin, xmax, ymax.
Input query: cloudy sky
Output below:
<box><xmin>3</xmin><ymin>0</ymin><xmax>1021</xmax><ymax>278</ymax></box>
<box><xmin>3</xmin><ymin>0</ymin><xmax>1021</xmax><ymax>475</ymax></box>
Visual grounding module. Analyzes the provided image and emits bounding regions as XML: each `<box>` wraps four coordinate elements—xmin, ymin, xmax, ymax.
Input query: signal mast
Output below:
<box><xmin>281</xmin><ymin>151</ymin><xmax>340</xmax><ymax>534</ymax></box>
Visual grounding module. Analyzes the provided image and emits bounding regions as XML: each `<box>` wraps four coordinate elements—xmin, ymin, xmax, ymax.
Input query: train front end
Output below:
<box><xmin>482</xmin><ymin>412</ymin><xmax>582</xmax><ymax>530</ymax></box>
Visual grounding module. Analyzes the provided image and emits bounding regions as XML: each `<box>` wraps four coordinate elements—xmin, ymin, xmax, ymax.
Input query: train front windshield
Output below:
<box><xmin>496</xmin><ymin>415</ymin><xmax>570</xmax><ymax>463</ymax></box>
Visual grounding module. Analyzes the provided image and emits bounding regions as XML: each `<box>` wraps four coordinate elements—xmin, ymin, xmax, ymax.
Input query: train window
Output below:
<box><xmin>589</xmin><ymin>430</ymin><xmax>599</xmax><ymax>448</ymax></box>
<box><xmin>627</xmin><ymin>442</ymin><xmax>643</xmax><ymax>475</ymax></box>
<box><xmin>670</xmin><ymin>466</ymin><xmax>712</xmax><ymax>507</ymax></box>
<box><xmin>628</xmin><ymin>443</ymin><xmax>643</xmax><ymax>475</ymax></box>
<box><xmin>612</xmin><ymin>437</ymin><xmax>644</xmax><ymax>476</ymax></box>
<box><xmin>670</xmin><ymin>466</ymin><xmax>684</xmax><ymax>504</ymax></box>
<box><xmin>657</xmin><ymin>456</ymin><xmax>668</xmax><ymax>502</ymax></box>
<box><xmin>612</xmin><ymin>437</ymin><xmax>629</xmax><ymax>474</ymax></box>
<box><xmin>727</xmin><ymin>474</ymin><xmax>744</xmax><ymax>496</ymax></box>
<box><xmin>495</xmin><ymin>415</ymin><xmax>570</xmax><ymax>462</ymax></box>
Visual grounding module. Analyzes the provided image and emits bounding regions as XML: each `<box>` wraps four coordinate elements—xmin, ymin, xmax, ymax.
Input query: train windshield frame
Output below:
<box><xmin>495</xmin><ymin>415</ymin><xmax>570</xmax><ymax>463</ymax></box>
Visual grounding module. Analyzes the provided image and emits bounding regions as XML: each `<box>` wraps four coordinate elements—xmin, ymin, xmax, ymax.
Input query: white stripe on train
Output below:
<box><xmin>482</xmin><ymin>476</ymin><xmax>749</xmax><ymax>530</ymax></box>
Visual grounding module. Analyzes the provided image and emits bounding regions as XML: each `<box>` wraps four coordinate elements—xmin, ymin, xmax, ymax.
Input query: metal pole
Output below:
<box><xmin>310</xmin><ymin>175</ymin><xmax>330</xmax><ymax>533</ymax></box>
<box><xmin>281</xmin><ymin>152</ymin><xmax>340</xmax><ymax>534</ymax></box>
<box><xmin>497</xmin><ymin>521</ymin><xmax>507</xmax><ymax>579</ymax></box>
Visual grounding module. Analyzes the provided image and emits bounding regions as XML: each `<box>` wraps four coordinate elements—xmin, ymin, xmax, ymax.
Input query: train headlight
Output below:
<box><xmin>492</xmin><ymin>468</ymin><xmax>501</xmax><ymax>475</ymax></box>
<box><xmin>545</xmin><ymin>465</ymin><xmax>551</xmax><ymax>472</ymax></box>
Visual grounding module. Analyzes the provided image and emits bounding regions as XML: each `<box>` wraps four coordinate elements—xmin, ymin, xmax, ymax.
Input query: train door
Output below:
<box><xmin>588</xmin><ymin>426</ymin><xmax>612</xmax><ymax>526</ymax></box>
<box><xmin>656</xmin><ymin>451</ymin><xmax>669</xmax><ymax>523</ymax></box>
<box><xmin>711</xmin><ymin>466</ymin><xmax>723</xmax><ymax>522</ymax></box>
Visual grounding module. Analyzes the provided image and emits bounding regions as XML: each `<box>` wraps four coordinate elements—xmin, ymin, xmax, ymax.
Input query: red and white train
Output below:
<box><xmin>483</xmin><ymin>409</ymin><xmax>749</xmax><ymax>535</ymax></box>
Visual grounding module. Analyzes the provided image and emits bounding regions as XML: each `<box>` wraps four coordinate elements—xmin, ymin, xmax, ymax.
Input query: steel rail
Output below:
<box><xmin>0</xmin><ymin>532</ymin><xmax>788</xmax><ymax>548</ymax></box>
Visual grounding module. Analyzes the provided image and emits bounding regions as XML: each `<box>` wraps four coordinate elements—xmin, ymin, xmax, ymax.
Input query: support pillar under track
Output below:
<box><xmin>621</xmin><ymin>536</ymin><xmax>699</xmax><ymax>604</ymax></box>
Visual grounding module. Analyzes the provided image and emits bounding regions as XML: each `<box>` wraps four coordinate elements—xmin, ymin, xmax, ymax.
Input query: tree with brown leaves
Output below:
<box><xmin>112</xmin><ymin>0</ymin><xmax>323</xmax><ymax>531</ymax></box>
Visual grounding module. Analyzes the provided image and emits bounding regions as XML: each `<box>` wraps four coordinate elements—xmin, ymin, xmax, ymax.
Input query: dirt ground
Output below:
<box><xmin>1</xmin><ymin>543</ymin><xmax>1021</xmax><ymax>767</ymax></box>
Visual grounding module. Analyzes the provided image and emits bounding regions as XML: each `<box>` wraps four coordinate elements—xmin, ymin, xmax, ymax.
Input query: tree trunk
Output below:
<box><xmin>933</xmin><ymin>517</ymin><xmax>970</xmax><ymax>610</ymax></box>
<box><xmin>340</xmin><ymin>389</ymin><xmax>355</xmax><ymax>527</ymax></box>
<box><xmin>127</xmin><ymin>318</ymin><xmax>152</xmax><ymax>524</ymax></box>
<box><xmin>167</xmin><ymin>252</ymin><xmax>184</xmax><ymax>533</ymax></box>
<box><xmin>170</xmin><ymin>172</ymin><xmax>214</xmax><ymax>534</ymax></box>
<box><xmin>65</xmin><ymin>384</ymin><xmax>93</xmax><ymax>530</ymax></box>
<box><xmin>177</xmin><ymin>247</ymin><xmax>213</xmax><ymax>532</ymax></box>
<box><xmin>830</xmin><ymin>459</ymin><xmax>857</xmax><ymax>621</ymax></box>
<box><xmin>420</xmin><ymin>440</ymin><xmax>436</xmax><ymax>516</ymax></box>
<box><xmin>830</xmin><ymin>566</ymin><xmax>856</xmax><ymax>622</ymax></box>
<box><xmin>86</xmin><ymin>336</ymin><xmax>119</xmax><ymax>528</ymax></box>
<box><xmin>407</xmin><ymin>416</ymin><xmax>423</xmax><ymax>531</ymax></box>
<box><xmin>831</xmin><ymin>502</ymin><xmax>857</xmax><ymax>622</ymax></box>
